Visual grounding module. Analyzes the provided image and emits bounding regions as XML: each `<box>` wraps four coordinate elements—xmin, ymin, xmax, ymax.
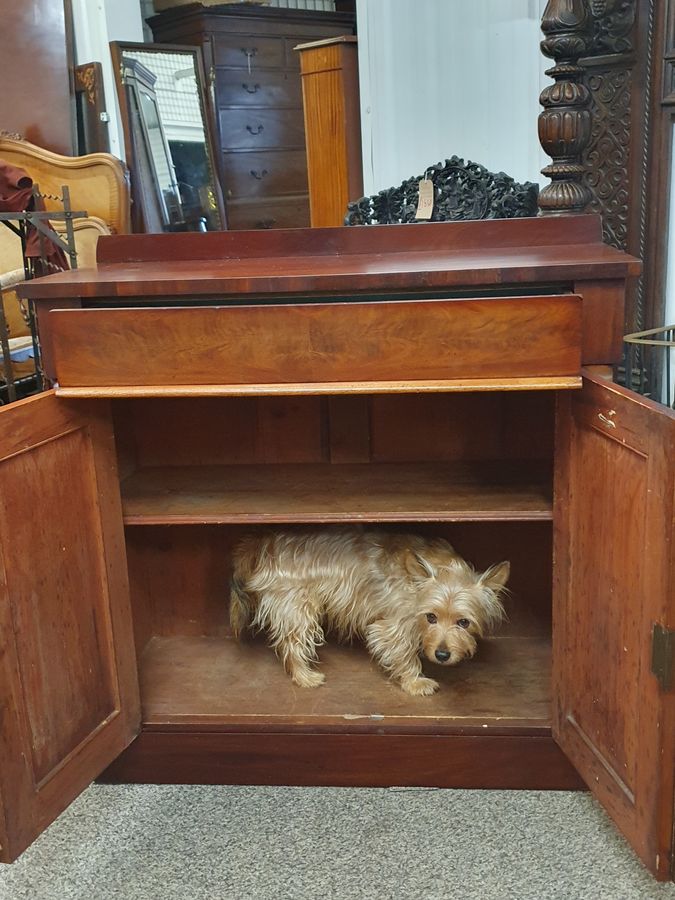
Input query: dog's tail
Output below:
<box><xmin>229</xmin><ymin>575</ymin><xmax>254</xmax><ymax>640</ymax></box>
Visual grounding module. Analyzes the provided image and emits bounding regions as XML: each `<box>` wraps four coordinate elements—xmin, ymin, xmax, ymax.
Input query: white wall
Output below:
<box><xmin>71</xmin><ymin>0</ymin><xmax>145</xmax><ymax>159</ymax></box>
<box><xmin>357</xmin><ymin>0</ymin><xmax>549</xmax><ymax>194</ymax></box>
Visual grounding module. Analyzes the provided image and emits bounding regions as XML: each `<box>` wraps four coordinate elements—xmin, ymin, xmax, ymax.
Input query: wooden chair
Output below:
<box><xmin>345</xmin><ymin>155</ymin><xmax>539</xmax><ymax>225</ymax></box>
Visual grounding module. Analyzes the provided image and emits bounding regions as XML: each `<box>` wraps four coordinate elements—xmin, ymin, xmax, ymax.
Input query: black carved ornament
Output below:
<box><xmin>345</xmin><ymin>156</ymin><xmax>539</xmax><ymax>226</ymax></box>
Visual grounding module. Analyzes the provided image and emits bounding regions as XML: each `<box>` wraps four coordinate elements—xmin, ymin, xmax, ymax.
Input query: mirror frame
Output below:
<box><xmin>110</xmin><ymin>40</ymin><xmax>227</xmax><ymax>233</ymax></box>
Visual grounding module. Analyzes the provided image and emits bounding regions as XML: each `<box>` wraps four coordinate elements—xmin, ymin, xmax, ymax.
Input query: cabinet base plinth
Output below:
<box><xmin>99</xmin><ymin>731</ymin><xmax>585</xmax><ymax>791</ymax></box>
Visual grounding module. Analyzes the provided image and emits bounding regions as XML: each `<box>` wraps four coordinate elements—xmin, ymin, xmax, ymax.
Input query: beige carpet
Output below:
<box><xmin>1</xmin><ymin>785</ymin><xmax>674</xmax><ymax>900</ymax></box>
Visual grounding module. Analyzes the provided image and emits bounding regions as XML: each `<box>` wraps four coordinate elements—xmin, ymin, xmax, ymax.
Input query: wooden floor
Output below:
<box><xmin>121</xmin><ymin>461</ymin><xmax>553</xmax><ymax>525</ymax></box>
<box><xmin>140</xmin><ymin>634</ymin><xmax>551</xmax><ymax>733</ymax></box>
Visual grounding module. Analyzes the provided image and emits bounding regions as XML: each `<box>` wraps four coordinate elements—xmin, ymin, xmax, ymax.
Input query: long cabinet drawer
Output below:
<box><xmin>222</xmin><ymin>149</ymin><xmax>308</xmax><ymax>198</ymax></box>
<box><xmin>220</xmin><ymin>107</ymin><xmax>305</xmax><ymax>151</ymax></box>
<box><xmin>216</xmin><ymin>69</ymin><xmax>302</xmax><ymax>107</ymax></box>
<box><xmin>47</xmin><ymin>295</ymin><xmax>583</xmax><ymax>395</ymax></box>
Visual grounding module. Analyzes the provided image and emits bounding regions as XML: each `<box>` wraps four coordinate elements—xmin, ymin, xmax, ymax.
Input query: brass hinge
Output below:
<box><xmin>651</xmin><ymin>624</ymin><xmax>675</xmax><ymax>692</ymax></box>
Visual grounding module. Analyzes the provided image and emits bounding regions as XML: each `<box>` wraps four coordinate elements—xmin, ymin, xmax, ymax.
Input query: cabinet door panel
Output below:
<box><xmin>0</xmin><ymin>392</ymin><xmax>140</xmax><ymax>862</ymax></box>
<box><xmin>554</xmin><ymin>372</ymin><xmax>675</xmax><ymax>879</ymax></box>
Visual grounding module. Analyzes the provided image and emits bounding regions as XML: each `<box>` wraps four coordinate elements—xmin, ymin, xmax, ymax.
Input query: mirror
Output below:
<box><xmin>111</xmin><ymin>41</ymin><xmax>226</xmax><ymax>233</ymax></box>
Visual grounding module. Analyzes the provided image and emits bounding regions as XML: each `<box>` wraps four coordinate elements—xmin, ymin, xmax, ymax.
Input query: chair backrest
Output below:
<box><xmin>0</xmin><ymin>137</ymin><xmax>131</xmax><ymax>235</ymax></box>
<box><xmin>346</xmin><ymin>155</ymin><xmax>539</xmax><ymax>225</ymax></box>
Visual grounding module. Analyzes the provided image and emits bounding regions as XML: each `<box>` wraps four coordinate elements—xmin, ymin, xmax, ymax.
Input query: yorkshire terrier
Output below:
<box><xmin>229</xmin><ymin>528</ymin><xmax>509</xmax><ymax>696</ymax></box>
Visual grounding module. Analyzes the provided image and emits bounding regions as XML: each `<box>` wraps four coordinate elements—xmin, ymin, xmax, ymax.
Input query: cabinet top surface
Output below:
<box><xmin>19</xmin><ymin>217</ymin><xmax>641</xmax><ymax>301</ymax></box>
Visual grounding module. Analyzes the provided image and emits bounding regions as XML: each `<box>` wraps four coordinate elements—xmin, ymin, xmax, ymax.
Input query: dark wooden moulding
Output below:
<box><xmin>10</xmin><ymin>216</ymin><xmax>675</xmax><ymax>880</ymax></box>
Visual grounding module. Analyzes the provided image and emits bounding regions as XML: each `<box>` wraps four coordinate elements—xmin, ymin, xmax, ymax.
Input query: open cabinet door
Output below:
<box><xmin>0</xmin><ymin>392</ymin><xmax>140</xmax><ymax>862</ymax></box>
<box><xmin>554</xmin><ymin>371</ymin><xmax>675</xmax><ymax>879</ymax></box>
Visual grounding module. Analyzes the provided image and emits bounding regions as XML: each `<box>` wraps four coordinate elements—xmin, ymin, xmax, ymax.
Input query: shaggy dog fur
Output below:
<box><xmin>230</xmin><ymin>528</ymin><xmax>510</xmax><ymax>696</ymax></box>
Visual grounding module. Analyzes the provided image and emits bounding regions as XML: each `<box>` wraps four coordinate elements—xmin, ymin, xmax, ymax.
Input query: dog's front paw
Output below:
<box><xmin>291</xmin><ymin>668</ymin><xmax>326</xmax><ymax>689</ymax></box>
<box><xmin>400</xmin><ymin>676</ymin><xmax>439</xmax><ymax>696</ymax></box>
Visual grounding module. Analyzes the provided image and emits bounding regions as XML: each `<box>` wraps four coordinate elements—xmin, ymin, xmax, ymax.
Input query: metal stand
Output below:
<box><xmin>624</xmin><ymin>326</ymin><xmax>675</xmax><ymax>409</ymax></box>
<box><xmin>0</xmin><ymin>185</ymin><xmax>86</xmax><ymax>404</ymax></box>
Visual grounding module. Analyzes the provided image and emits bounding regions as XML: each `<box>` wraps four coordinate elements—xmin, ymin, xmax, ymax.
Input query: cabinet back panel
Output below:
<box><xmin>370</xmin><ymin>393</ymin><xmax>554</xmax><ymax>462</ymax></box>
<box><xmin>113</xmin><ymin>393</ymin><xmax>553</xmax><ymax>471</ymax></box>
<box><xmin>113</xmin><ymin>396</ymin><xmax>328</xmax><ymax>469</ymax></box>
<box><xmin>125</xmin><ymin>523</ymin><xmax>552</xmax><ymax>655</ymax></box>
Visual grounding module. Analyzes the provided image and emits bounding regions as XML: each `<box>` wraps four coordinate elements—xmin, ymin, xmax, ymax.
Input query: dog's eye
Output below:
<box><xmin>456</xmin><ymin>618</ymin><xmax>471</xmax><ymax>629</ymax></box>
<box><xmin>425</xmin><ymin>613</ymin><xmax>438</xmax><ymax>624</ymax></box>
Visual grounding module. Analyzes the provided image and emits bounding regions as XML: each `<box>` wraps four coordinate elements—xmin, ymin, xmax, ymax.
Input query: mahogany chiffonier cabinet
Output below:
<box><xmin>149</xmin><ymin>3</ymin><xmax>355</xmax><ymax>230</ymax></box>
<box><xmin>3</xmin><ymin>216</ymin><xmax>674</xmax><ymax>880</ymax></box>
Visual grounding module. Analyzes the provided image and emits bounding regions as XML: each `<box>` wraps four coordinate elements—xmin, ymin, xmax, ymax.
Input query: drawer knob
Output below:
<box><xmin>256</xmin><ymin>218</ymin><xmax>277</xmax><ymax>229</ymax></box>
<box><xmin>246</xmin><ymin>124</ymin><xmax>264</xmax><ymax>135</ymax></box>
<box><xmin>242</xmin><ymin>82</ymin><xmax>261</xmax><ymax>94</ymax></box>
<box><xmin>250</xmin><ymin>169</ymin><xmax>269</xmax><ymax>180</ymax></box>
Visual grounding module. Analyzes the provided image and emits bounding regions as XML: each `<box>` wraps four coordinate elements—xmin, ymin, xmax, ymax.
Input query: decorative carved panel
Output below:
<box><xmin>583</xmin><ymin>65</ymin><xmax>632</xmax><ymax>250</ymax></box>
<box><xmin>581</xmin><ymin>0</ymin><xmax>639</xmax><ymax>256</ymax></box>
<box><xmin>345</xmin><ymin>157</ymin><xmax>539</xmax><ymax>226</ymax></box>
<box><xmin>588</xmin><ymin>0</ymin><xmax>638</xmax><ymax>53</ymax></box>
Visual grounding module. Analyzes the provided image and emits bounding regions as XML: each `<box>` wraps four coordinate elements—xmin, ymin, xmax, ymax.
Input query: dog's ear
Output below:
<box><xmin>480</xmin><ymin>561</ymin><xmax>510</xmax><ymax>594</ymax></box>
<box><xmin>405</xmin><ymin>551</ymin><xmax>437</xmax><ymax>580</ymax></box>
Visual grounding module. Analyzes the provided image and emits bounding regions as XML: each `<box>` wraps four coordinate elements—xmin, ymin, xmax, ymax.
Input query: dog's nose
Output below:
<box><xmin>435</xmin><ymin>649</ymin><xmax>451</xmax><ymax>662</ymax></box>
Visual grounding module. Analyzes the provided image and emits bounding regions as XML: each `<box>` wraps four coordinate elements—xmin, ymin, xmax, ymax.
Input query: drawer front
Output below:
<box><xmin>48</xmin><ymin>296</ymin><xmax>583</xmax><ymax>392</ymax></box>
<box><xmin>222</xmin><ymin>149</ymin><xmax>308</xmax><ymax>198</ymax></box>
<box><xmin>213</xmin><ymin>35</ymin><xmax>284</xmax><ymax>70</ymax></box>
<box><xmin>215</xmin><ymin>69</ymin><xmax>302</xmax><ymax>108</ymax></box>
<box><xmin>220</xmin><ymin>107</ymin><xmax>305</xmax><ymax>151</ymax></box>
<box><xmin>226</xmin><ymin>195</ymin><xmax>310</xmax><ymax>230</ymax></box>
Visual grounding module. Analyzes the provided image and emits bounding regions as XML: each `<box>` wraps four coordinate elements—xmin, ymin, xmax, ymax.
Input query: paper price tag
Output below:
<box><xmin>415</xmin><ymin>178</ymin><xmax>434</xmax><ymax>220</ymax></box>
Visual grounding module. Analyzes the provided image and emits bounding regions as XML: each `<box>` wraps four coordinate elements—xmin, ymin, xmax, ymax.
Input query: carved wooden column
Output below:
<box><xmin>538</xmin><ymin>0</ymin><xmax>593</xmax><ymax>214</ymax></box>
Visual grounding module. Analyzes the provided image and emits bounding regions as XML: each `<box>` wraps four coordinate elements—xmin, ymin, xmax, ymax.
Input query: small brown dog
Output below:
<box><xmin>230</xmin><ymin>528</ymin><xmax>509</xmax><ymax>696</ymax></box>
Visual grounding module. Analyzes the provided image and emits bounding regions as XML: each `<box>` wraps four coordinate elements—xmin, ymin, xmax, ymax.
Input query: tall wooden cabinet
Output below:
<box><xmin>149</xmin><ymin>4</ymin><xmax>355</xmax><ymax>230</ymax></box>
<box><xmin>0</xmin><ymin>0</ymin><xmax>74</xmax><ymax>155</ymax></box>
<box><xmin>3</xmin><ymin>216</ymin><xmax>674</xmax><ymax>881</ymax></box>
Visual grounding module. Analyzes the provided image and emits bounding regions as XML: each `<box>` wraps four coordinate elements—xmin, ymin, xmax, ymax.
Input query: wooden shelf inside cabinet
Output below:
<box><xmin>140</xmin><ymin>634</ymin><xmax>552</xmax><ymax>734</ymax></box>
<box><xmin>121</xmin><ymin>461</ymin><xmax>553</xmax><ymax>525</ymax></box>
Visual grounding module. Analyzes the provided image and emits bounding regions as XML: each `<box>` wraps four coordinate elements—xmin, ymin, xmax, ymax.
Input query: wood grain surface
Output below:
<box><xmin>120</xmin><ymin>461</ymin><xmax>553</xmax><ymax>525</ymax></box>
<box><xmin>0</xmin><ymin>393</ymin><xmax>139</xmax><ymax>862</ymax></box>
<box><xmin>17</xmin><ymin>215</ymin><xmax>640</xmax><ymax>301</ymax></box>
<box><xmin>47</xmin><ymin>296</ymin><xmax>582</xmax><ymax>389</ymax></box>
<box><xmin>553</xmin><ymin>372</ymin><xmax>675</xmax><ymax>879</ymax></box>
<box><xmin>99</xmin><ymin>730</ymin><xmax>585</xmax><ymax>790</ymax></box>
<box><xmin>138</xmin><ymin>634</ymin><xmax>552</xmax><ymax>732</ymax></box>
<box><xmin>0</xmin><ymin>0</ymin><xmax>74</xmax><ymax>154</ymax></box>
<box><xmin>298</xmin><ymin>37</ymin><xmax>363</xmax><ymax>226</ymax></box>
<box><xmin>55</xmin><ymin>377</ymin><xmax>582</xmax><ymax>399</ymax></box>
